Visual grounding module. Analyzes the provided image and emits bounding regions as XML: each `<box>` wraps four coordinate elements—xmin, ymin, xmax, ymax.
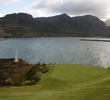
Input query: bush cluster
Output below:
<box><xmin>13</xmin><ymin>62</ymin><xmax>49</xmax><ymax>86</ymax></box>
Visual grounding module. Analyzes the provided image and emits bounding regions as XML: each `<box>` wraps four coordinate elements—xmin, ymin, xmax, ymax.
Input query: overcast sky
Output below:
<box><xmin>0</xmin><ymin>0</ymin><xmax>110</xmax><ymax>21</ymax></box>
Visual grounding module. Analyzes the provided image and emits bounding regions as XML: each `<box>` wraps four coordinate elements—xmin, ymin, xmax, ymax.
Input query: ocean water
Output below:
<box><xmin>0</xmin><ymin>37</ymin><xmax>110</xmax><ymax>68</ymax></box>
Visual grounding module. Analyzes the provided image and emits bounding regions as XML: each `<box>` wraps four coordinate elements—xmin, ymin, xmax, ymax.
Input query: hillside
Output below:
<box><xmin>0</xmin><ymin>59</ymin><xmax>49</xmax><ymax>86</ymax></box>
<box><xmin>1</xmin><ymin>64</ymin><xmax>110</xmax><ymax>100</ymax></box>
<box><xmin>0</xmin><ymin>13</ymin><xmax>110</xmax><ymax>37</ymax></box>
<box><xmin>0</xmin><ymin>59</ymin><xmax>32</xmax><ymax>86</ymax></box>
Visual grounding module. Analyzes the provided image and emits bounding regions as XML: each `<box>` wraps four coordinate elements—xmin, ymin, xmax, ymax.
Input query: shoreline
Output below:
<box><xmin>80</xmin><ymin>38</ymin><xmax>110</xmax><ymax>42</ymax></box>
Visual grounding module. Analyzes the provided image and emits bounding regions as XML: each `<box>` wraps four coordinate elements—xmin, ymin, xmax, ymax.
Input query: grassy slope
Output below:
<box><xmin>0</xmin><ymin>64</ymin><xmax>110</xmax><ymax>100</ymax></box>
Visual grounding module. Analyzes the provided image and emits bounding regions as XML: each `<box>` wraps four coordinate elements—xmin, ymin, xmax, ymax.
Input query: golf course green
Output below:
<box><xmin>0</xmin><ymin>64</ymin><xmax>110</xmax><ymax>100</ymax></box>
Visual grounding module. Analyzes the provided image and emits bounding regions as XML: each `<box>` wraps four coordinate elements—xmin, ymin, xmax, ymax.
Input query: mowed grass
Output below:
<box><xmin>1</xmin><ymin>64</ymin><xmax>110</xmax><ymax>100</ymax></box>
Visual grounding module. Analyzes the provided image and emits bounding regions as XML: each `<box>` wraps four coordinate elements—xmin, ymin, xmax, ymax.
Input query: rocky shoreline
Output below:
<box><xmin>0</xmin><ymin>38</ymin><xmax>6</xmax><ymax>41</ymax></box>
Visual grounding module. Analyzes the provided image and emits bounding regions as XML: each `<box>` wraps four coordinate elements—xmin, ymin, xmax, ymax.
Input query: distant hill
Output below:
<box><xmin>0</xmin><ymin>13</ymin><xmax>110</xmax><ymax>38</ymax></box>
<box><xmin>105</xmin><ymin>19</ymin><xmax>110</xmax><ymax>26</ymax></box>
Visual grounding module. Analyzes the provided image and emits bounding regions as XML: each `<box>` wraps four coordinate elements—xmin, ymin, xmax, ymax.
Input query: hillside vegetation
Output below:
<box><xmin>0</xmin><ymin>64</ymin><xmax>110</xmax><ymax>100</ymax></box>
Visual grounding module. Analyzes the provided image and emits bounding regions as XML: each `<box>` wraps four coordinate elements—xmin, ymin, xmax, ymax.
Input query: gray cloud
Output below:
<box><xmin>53</xmin><ymin>0</ymin><xmax>110</xmax><ymax>18</ymax></box>
<box><xmin>27</xmin><ymin>0</ymin><xmax>110</xmax><ymax>20</ymax></box>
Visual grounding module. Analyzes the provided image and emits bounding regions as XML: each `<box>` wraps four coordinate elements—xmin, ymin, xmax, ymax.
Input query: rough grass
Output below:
<box><xmin>0</xmin><ymin>64</ymin><xmax>110</xmax><ymax>100</ymax></box>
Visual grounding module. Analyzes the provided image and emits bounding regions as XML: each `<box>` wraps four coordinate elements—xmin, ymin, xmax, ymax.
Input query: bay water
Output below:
<box><xmin>0</xmin><ymin>37</ymin><xmax>110</xmax><ymax>68</ymax></box>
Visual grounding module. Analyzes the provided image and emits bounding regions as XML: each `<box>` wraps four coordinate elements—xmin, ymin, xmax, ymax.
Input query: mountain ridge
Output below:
<box><xmin>0</xmin><ymin>13</ymin><xmax>110</xmax><ymax>38</ymax></box>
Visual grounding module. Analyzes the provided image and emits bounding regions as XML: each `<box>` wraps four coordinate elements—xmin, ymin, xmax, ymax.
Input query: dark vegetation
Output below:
<box><xmin>0</xmin><ymin>13</ymin><xmax>110</xmax><ymax>38</ymax></box>
<box><xmin>14</xmin><ymin>62</ymin><xmax>49</xmax><ymax>86</ymax></box>
<box><xmin>0</xmin><ymin>59</ymin><xmax>49</xmax><ymax>86</ymax></box>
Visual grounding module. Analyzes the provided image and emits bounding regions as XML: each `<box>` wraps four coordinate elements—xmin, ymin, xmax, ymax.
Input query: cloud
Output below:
<box><xmin>26</xmin><ymin>0</ymin><xmax>110</xmax><ymax>20</ymax></box>
<box><xmin>0</xmin><ymin>13</ymin><xmax>5</xmax><ymax>17</ymax></box>
<box><xmin>25</xmin><ymin>0</ymin><xmax>62</xmax><ymax>17</ymax></box>
<box><xmin>0</xmin><ymin>0</ymin><xmax>19</xmax><ymax>5</ymax></box>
